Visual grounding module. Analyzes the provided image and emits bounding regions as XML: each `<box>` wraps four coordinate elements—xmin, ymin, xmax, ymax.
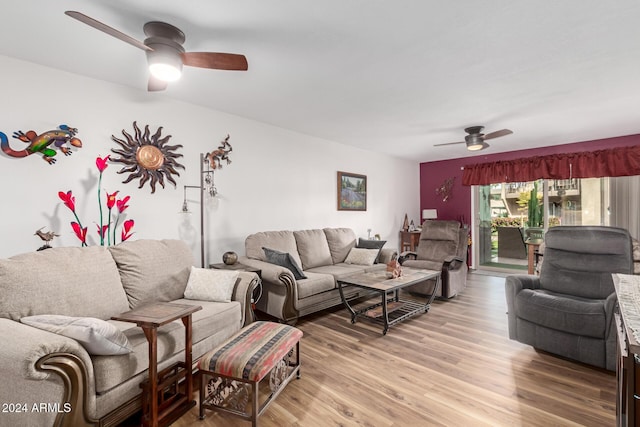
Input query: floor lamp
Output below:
<box><xmin>181</xmin><ymin>153</ymin><xmax>217</xmax><ymax>268</ymax></box>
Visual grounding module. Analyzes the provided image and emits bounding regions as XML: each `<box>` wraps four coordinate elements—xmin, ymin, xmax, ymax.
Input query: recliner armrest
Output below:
<box><xmin>398</xmin><ymin>251</ymin><xmax>417</xmax><ymax>264</ymax></box>
<box><xmin>443</xmin><ymin>255</ymin><xmax>465</xmax><ymax>270</ymax></box>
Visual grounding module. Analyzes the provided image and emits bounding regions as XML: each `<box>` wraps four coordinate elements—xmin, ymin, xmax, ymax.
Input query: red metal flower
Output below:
<box><xmin>96</xmin><ymin>155</ymin><xmax>110</xmax><ymax>173</ymax></box>
<box><xmin>58</xmin><ymin>191</ymin><xmax>76</xmax><ymax>212</ymax></box>
<box><xmin>106</xmin><ymin>191</ymin><xmax>119</xmax><ymax>209</ymax></box>
<box><xmin>121</xmin><ymin>219</ymin><xmax>135</xmax><ymax>242</ymax></box>
<box><xmin>71</xmin><ymin>222</ymin><xmax>87</xmax><ymax>244</ymax></box>
<box><xmin>116</xmin><ymin>195</ymin><xmax>130</xmax><ymax>213</ymax></box>
<box><xmin>96</xmin><ymin>224</ymin><xmax>109</xmax><ymax>239</ymax></box>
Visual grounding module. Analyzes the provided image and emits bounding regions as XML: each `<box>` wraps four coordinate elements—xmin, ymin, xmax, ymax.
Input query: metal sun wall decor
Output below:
<box><xmin>436</xmin><ymin>177</ymin><xmax>455</xmax><ymax>202</ymax></box>
<box><xmin>0</xmin><ymin>124</ymin><xmax>82</xmax><ymax>165</ymax></box>
<box><xmin>110</xmin><ymin>121</ymin><xmax>185</xmax><ymax>193</ymax></box>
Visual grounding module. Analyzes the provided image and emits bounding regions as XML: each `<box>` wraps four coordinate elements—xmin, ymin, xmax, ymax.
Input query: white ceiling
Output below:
<box><xmin>2</xmin><ymin>0</ymin><xmax>640</xmax><ymax>162</ymax></box>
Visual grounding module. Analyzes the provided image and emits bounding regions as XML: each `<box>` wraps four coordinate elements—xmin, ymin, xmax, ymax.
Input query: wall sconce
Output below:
<box><xmin>422</xmin><ymin>209</ymin><xmax>438</xmax><ymax>222</ymax></box>
<box><xmin>180</xmin><ymin>153</ymin><xmax>216</xmax><ymax>267</ymax></box>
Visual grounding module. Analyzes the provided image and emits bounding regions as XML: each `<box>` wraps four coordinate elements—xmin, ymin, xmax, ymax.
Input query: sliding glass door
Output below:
<box><xmin>474</xmin><ymin>177</ymin><xmax>609</xmax><ymax>270</ymax></box>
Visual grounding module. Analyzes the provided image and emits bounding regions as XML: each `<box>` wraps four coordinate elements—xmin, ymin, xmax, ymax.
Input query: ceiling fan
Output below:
<box><xmin>434</xmin><ymin>126</ymin><xmax>513</xmax><ymax>151</ymax></box>
<box><xmin>65</xmin><ymin>11</ymin><xmax>248</xmax><ymax>92</ymax></box>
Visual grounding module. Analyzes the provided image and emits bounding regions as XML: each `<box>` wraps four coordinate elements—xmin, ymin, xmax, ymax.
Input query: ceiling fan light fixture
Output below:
<box><xmin>466</xmin><ymin>141</ymin><xmax>488</xmax><ymax>151</ymax></box>
<box><xmin>146</xmin><ymin>42</ymin><xmax>184</xmax><ymax>82</ymax></box>
<box><xmin>465</xmin><ymin>134</ymin><xmax>487</xmax><ymax>151</ymax></box>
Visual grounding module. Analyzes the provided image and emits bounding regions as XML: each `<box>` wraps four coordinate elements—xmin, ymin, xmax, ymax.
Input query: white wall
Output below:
<box><xmin>0</xmin><ymin>55</ymin><xmax>419</xmax><ymax>263</ymax></box>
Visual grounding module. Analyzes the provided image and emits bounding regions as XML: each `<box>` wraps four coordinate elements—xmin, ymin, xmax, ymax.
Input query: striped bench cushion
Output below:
<box><xmin>198</xmin><ymin>321</ymin><xmax>302</xmax><ymax>382</ymax></box>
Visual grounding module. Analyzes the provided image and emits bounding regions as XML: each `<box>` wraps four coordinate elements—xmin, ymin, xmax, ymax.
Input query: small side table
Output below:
<box><xmin>400</xmin><ymin>230</ymin><xmax>421</xmax><ymax>252</ymax></box>
<box><xmin>526</xmin><ymin>242</ymin><xmax>541</xmax><ymax>275</ymax></box>
<box><xmin>209</xmin><ymin>262</ymin><xmax>261</xmax><ymax>279</ymax></box>
<box><xmin>112</xmin><ymin>302</ymin><xmax>202</xmax><ymax>427</ymax></box>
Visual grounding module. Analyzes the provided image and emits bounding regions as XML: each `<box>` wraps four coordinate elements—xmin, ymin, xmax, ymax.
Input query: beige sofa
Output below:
<box><xmin>239</xmin><ymin>228</ymin><xmax>396</xmax><ymax>324</ymax></box>
<box><xmin>0</xmin><ymin>239</ymin><xmax>257</xmax><ymax>427</ymax></box>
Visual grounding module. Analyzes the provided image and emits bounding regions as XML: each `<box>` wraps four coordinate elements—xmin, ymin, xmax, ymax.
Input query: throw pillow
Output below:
<box><xmin>20</xmin><ymin>315</ymin><xmax>133</xmax><ymax>356</ymax></box>
<box><xmin>344</xmin><ymin>247</ymin><xmax>379</xmax><ymax>266</ymax></box>
<box><xmin>357</xmin><ymin>238</ymin><xmax>387</xmax><ymax>263</ymax></box>
<box><xmin>183</xmin><ymin>266</ymin><xmax>239</xmax><ymax>303</ymax></box>
<box><xmin>263</xmin><ymin>247</ymin><xmax>307</xmax><ymax>280</ymax></box>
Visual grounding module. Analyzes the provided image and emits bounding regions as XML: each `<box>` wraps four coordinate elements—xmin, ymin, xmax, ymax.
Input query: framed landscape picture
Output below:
<box><xmin>337</xmin><ymin>171</ymin><xmax>367</xmax><ymax>211</ymax></box>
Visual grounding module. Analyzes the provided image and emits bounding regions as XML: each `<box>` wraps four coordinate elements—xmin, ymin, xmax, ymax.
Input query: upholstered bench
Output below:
<box><xmin>198</xmin><ymin>321</ymin><xmax>302</xmax><ymax>426</ymax></box>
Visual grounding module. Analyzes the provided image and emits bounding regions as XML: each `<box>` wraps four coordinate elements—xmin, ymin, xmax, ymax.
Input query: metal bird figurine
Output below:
<box><xmin>35</xmin><ymin>227</ymin><xmax>59</xmax><ymax>250</ymax></box>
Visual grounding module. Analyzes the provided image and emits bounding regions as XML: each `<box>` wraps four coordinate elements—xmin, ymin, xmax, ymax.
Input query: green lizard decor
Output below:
<box><xmin>0</xmin><ymin>124</ymin><xmax>82</xmax><ymax>164</ymax></box>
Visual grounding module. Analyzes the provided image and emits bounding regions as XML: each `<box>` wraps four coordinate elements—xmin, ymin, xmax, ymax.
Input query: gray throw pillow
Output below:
<box><xmin>263</xmin><ymin>247</ymin><xmax>307</xmax><ymax>280</ymax></box>
<box><xmin>357</xmin><ymin>238</ymin><xmax>387</xmax><ymax>263</ymax></box>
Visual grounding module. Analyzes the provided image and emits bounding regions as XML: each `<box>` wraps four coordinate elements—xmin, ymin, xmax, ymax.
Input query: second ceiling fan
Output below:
<box><xmin>435</xmin><ymin>126</ymin><xmax>513</xmax><ymax>151</ymax></box>
<box><xmin>65</xmin><ymin>11</ymin><xmax>248</xmax><ymax>92</ymax></box>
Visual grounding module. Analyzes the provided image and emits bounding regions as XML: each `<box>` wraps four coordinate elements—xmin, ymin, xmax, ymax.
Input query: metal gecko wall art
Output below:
<box><xmin>110</xmin><ymin>121</ymin><xmax>185</xmax><ymax>194</ymax></box>
<box><xmin>0</xmin><ymin>124</ymin><xmax>82</xmax><ymax>165</ymax></box>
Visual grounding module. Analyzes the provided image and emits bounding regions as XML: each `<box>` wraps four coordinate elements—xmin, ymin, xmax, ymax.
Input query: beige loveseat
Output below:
<box><xmin>0</xmin><ymin>239</ymin><xmax>257</xmax><ymax>427</ymax></box>
<box><xmin>239</xmin><ymin>228</ymin><xmax>396</xmax><ymax>324</ymax></box>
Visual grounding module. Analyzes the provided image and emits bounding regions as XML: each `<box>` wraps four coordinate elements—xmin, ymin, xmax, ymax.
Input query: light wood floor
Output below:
<box><xmin>171</xmin><ymin>272</ymin><xmax>616</xmax><ymax>427</ymax></box>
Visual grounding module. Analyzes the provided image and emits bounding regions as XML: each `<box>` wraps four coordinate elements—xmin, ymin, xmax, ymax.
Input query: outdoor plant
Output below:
<box><xmin>58</xmin><ymin>155</ymin><xmax>135</xmax><ymax>246</ymax></box>
<box><xmin>526</xmin><ymin>181</ymin><xmax>543</xmax><ymax>228</ymax></box>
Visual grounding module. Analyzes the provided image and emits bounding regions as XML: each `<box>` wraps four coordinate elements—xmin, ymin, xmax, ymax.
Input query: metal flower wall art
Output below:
<box><xmin>0</xmin><ymin>124</ymin><xmax>82</xmax><ymax>165</ymax></box>
<box><xmin>436</xmin><ymin>177</ymin><xmax>455</xmax><ymax>202</ymax></box>
<box><xmin>110</xmin><ymin>121</ymin><xmax>185</xmax><ymax>193</ymax></box>
<box><xmin>58</xmin><ymin>155</ymin><xmax>135</xmax><ymax>247</ymax></box>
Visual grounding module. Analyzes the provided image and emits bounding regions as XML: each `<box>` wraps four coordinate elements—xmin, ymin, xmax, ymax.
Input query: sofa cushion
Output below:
<box><xmin>305</xmin><ymin>264</ymin><xmax>367</xmax><ymax>280</ymax></box>
<box><xmin>263</xmin><ymin>247</ymin><xmax>307</xmax><ymax>280</ymax></box>
<box><xmin>245</xmin><ymin>230</ymin><xmax>303</xmax><ymax>270</ymax></box>
<box><xmin>20</xmin><ymin>315</ymin><xmax>132</xmax><ymax>356</ymax></box>
<box><xmin>0</xmin><ymin>245</ymin><xmax>129</xmax><ymax>321</ymax></box>
<box><xmin>294</xmin><ymin>229</ymin><xmax>333</xmax><ymax>269</ymax></box>
<box><xmin>515</xmin><ymin>289</ymin><xmax>606</xmax><ymax>338</ymax></box>
<box><xmin>296</xmin><ymin>272</ymin><xmax>336</xmax><ymax>299</ymax></box>
<box><xmin>93</xmin><ymin>299</ymin><xmax>242</xmax><ymax>394</ymax></box>
<box><xmin>184</xmin><ymin>267</ymin><xmax>238</xmax><ymax>303</ymax></box>
<box><xmin>344</xmin><ymin>247</ymin><xmax>379</xmax><ymax>266</ymax></box>
<box><xmin>108</xmin><ymin>239</ymin><xmax>194</xmax><ymax>309</ymax></box>
<box><xmin>323</xmin><ymin>228</ymin><xmax>357</xmax><ymax>264</ymax></box>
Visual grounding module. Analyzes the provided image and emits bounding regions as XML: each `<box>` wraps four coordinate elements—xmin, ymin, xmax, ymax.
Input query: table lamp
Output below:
<box><xmin>422</xmin><ymin>209</ymin><xmax>438</xmax><ymax>222</ymax></box>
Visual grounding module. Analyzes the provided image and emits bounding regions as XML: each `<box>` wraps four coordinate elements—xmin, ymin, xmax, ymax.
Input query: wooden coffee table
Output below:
<box><xmin>337</xmin><ymin>268</ymin><xmax>441</xmax><ymax>335</ymax></box>
<box><xmin>112</xmin><ymin>302</ymin><xmax>202</xmax><ymax>427</ymax></box>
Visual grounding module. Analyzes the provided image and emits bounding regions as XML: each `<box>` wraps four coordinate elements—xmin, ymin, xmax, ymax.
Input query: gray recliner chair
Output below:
<box><xmin>399</xmin><ymin>220</ymin><xmax>469</xmax><ymax>298</ymax></box>
<box><xmin>505</xmin><ymin>226</ymin><xmax>633</xmax><ymax>371</ymax></box>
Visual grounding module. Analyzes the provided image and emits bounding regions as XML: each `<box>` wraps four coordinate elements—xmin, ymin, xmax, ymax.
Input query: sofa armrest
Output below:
<box><xmin>378</xmin><ymin>248</ymin><xmax>397</xmax><ymax>264</ymax></box>
<box><xmin>234</xmin><ymin>272</ymin><xmax>260</xmax><ymax>326</ymax></box>
<box><xmin>239</xmin><ymin>256</ymin><xmax>299</xmax><ymax>323</ymax></box>
<box><xmin>504</xmin><ymin>275</ymin><xmax>541</xmax><ymax>339</ymax></box>
<box><xmin>0</xmin><ymin>318</ymin><xmax>97</xmax><ymax>427</ymax></box>
<box><xmin>238</xmin><ymin>257</ymin><xmax>296</xmax><ymax>287</ymax></box>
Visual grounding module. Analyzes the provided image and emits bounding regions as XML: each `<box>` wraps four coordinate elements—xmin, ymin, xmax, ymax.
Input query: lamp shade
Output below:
<box><xmin>422</xmin><ymin>209</ymin><xmax>438</xmax><ymax>220</ymax></box>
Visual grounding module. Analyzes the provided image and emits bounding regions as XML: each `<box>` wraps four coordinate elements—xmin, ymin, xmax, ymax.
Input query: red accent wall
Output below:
<box><xmin>419</xmin><ymin>134</ymin><xmax>640</xmax><ymax>225</ymax></box>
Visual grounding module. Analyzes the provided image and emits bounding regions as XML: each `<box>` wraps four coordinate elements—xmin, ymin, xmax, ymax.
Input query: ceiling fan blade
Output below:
<box><xmin>484</xmin><ymin>129</ymin><xmax>513</xmax><ymax>140</ymax></box>
<box><xmin>148</xmin><ymin>76</ymin><xmax>168</xmax><ymax>92</ymax></box>
<box><xmin>182</xmin><ymin>52</ymin><xmax>248</xmax><ymax>71</ymax></box>
<box><xmin>65</xmin><ymin>11</ymin><xmax>152</xmax><ymax>52</ymax></box>
<box><xmin>434</xmin><ymin>141</ymin><xmax>465</xmax><ymax>147</ymax></box>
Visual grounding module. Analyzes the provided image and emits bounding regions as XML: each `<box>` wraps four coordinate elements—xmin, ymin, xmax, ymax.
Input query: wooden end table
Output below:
<box><xmin>112</xmin><ymin>302</ymin><xmax>202</xmax><ymax>427</ymax></box>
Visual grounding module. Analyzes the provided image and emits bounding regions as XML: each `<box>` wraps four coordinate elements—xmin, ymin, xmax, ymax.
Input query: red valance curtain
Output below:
<box><xmin>462</xmin><ymin>145</ymin><xmax>640</xmax><ymax>185</ymax></box>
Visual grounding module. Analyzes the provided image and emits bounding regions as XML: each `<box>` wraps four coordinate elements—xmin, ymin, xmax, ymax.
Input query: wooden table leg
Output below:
<box><xmin>142</xmin><ymin>327</ymin><xmax>158</xmax><ymax>427</ymax></box>
<box><xmin>182</xmin><ymin>315</ymin><xmax>193</xmax><ymax>402</ymax></box>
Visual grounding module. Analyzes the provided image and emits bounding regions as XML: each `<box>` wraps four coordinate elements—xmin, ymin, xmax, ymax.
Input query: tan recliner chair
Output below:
<box><xmin>399</xmin><ymin>220</ymin><xmax>469</xmax><ymax>298</ymax></box>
